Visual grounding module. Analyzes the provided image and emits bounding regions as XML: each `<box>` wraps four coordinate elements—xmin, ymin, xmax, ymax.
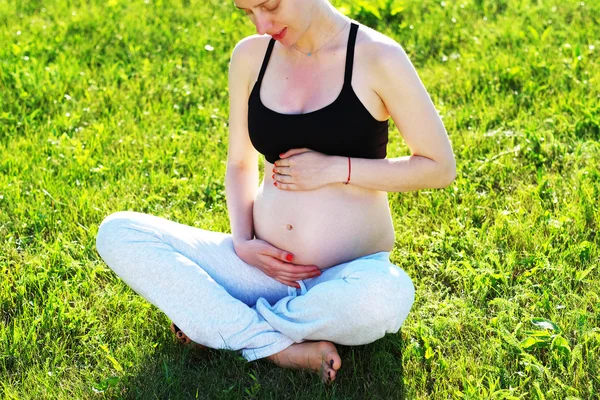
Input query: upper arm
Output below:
<box><xmin>227</xmin><ymin>37</ymin><xmax>260</xmax><ymax>169</ymax></box>
<box><xmin>372</xmin><ymin>40</ymin><xmax>456</xmax><ymax>175</ymax></box>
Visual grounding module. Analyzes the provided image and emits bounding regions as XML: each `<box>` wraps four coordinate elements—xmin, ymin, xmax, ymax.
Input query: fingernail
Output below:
<box><xmin>279</xmin><ymin>153</ymin><xmax>284</xmax><ymax>157</ymax></box>
<box><xmin>286</xmin><ymin>254</ymin><xmax>293</xmax><ymax>261</ymax></box>
<box><xmin>330</xmin><ymin>359</ymin><xmax>334</xmax><ymax>367</ymax></box>
<box><xmin>272</xmin><ymin>174</ymin><xmax>275</xmax><ymax>179</ymax></box>
<box><xmin>273</xmin><ymin>182</ymin><xmax>277</xmax><ymax>186</ymax></box>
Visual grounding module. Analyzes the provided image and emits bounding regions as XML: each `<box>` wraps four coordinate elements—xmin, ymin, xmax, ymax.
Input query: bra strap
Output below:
<box><xmin>344</xmin><ymin>22</ymin><xmax>359</xmax><ymax>87</ymax></box>
<box><xmin>256</xmin><ymin>38</ymin><xmax>276</xmax><ymax>87</ymax></box>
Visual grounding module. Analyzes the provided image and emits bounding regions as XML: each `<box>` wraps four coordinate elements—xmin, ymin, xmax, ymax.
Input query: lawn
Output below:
<box><xmin>1</xmin><ymin>0</ymin><xmax>599</xmax><ymax>398</ymax></box>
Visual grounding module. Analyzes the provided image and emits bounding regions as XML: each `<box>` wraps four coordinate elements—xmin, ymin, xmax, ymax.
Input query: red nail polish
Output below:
<box><xmin>286</xmin><ymin>254</ymin><xmax>293</xmax><ymax>261</ymax></box>
<box><xmin>273</xmin><ymin>182</ymin><xmax>277</xmax><ymax>186</ymax></box>
<box><xmin>272</xmin><ymin>174</ymin><xmax>275</xmax><ymax>179</ymax></box>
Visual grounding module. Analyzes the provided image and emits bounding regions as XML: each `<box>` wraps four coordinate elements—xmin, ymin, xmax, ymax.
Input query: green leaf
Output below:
<box><xmin>357</xmin><ymin>0</ymin><xmax>382</xmax><ymax>19</ymax></box>
<box><xmin>106</xmin><ymin>354</ymin><xmax>123</xmax><ymax>372</ymax></box>
<box><xmin>541</xmin><ymin>26</ymin><xmax>552</xmax><ymax>42</ymax></box>
<box><xmin>520</xmin><ymin>337</ymin><xmax>544</xmax><ymax>350</ymax></box>
<box><xmin>576</xmin><ymin>265</ymin><xmax>596</xmax><ymax>281</ymax></box>
<box><xmin>531</xmin><ymin>318</ymin><xmax>560</xmax><ymax>332</ymax></box>
<box><xmin>523</xmin><ymin>330</ymin><xmax>552</xmax><ymax>339</ymax></box>
<box><xmin>424</xmin><ymin>346</ymin><xmax>434</xmax><ymax>360</ymax></box>
<box><xmin>533</xmin><ymin>382</ymin><xmax>545</xmax><ymax>400</ymax></box>
<box><xmin>527</xmin><ymin>26</ymin><xmax>539</xmax><ymax>40</ymax></box>
<box><xmin>92</xmin><ymin>376</ymin><xmax>119</xmax><ymax>394</ymax></box>
<box><xmin>508</xmin><ymin>66</ymin><xmax>522</xmax><ymax>77</ymax></box>
<box><xmin>391</xmin><ymin>5</ymin><xmax>405</xmax><ymax>15</ymax></box>
<box><xmin>551</xmin><ymin>335</ymin><xmax>571</xmax><ymax>354</ymax></box>
<box><xmin>107</xmin><ymin>376</ymin><xmax>119</xmax><ymax>386</ymax></box>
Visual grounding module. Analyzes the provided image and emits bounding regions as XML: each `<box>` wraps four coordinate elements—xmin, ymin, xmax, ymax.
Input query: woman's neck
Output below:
<box><xmin>292</xmin><ymin>4</ymin><xmax>349</xmax><ymax>55</ymax></box>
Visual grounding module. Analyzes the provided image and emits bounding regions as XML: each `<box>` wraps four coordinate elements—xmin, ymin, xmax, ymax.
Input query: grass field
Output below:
<box><xmin>1</xmin><ymin>0</ymin><xmax>599</xmax><ymax>398</ymax></box>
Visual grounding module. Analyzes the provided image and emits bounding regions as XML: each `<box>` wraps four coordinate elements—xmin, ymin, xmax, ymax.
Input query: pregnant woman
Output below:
<box><xmin>96</xmin><ymin>0</ymin><xmax>456</xmax><ymax>385</ymax></box>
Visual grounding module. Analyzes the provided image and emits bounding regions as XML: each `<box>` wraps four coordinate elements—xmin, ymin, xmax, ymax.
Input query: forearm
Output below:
<box><xmin>225</xmin><ymin>164</ymin><xmax>258</xmax><ymax>244</ymax></box>
<box><xmin>330</xmin><ymin>155</ymin><xmax>456</xmax><ymax>192</ymax></box>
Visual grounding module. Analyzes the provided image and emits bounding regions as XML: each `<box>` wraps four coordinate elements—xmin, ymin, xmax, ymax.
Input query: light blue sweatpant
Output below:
<box><xmin>95</xmin><ymin>211</ymin><xmax>415</xmax><ymax>362</ymax></box>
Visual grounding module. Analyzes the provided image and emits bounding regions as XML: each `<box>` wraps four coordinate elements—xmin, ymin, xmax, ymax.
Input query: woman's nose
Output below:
<box><xmin>254</xmin><ymin>13</ymin><xmax>272</xmax><ymax>35</ymax></box>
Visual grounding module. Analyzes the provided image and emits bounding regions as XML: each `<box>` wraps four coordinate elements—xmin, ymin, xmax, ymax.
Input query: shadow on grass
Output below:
<box><xmin>116</xmin><ymin>333</ymin><xmax>407</xmax><ymax>399</ymax></box>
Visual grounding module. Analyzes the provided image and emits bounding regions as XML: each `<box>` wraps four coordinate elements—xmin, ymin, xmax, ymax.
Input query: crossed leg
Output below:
<box><xmin>95</xmin><ymin>211</ymin><xmax>415</xmax><ymax>383</ymax></box>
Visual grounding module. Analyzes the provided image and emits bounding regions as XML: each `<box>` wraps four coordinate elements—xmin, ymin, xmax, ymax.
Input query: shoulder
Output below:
<box><xmin>231</xmin><ymin>34</ymin><xmax>273</xmax><ymax>59</ymax></box>
<box><xmin>230</xmin><ymin>34</ymin><xmax>273</xmax><ymax>74</ymax></box>
<box><xmin>353</xmin><ymin>23</ymin><xmax>417</xmax><ymax>92</ymax></box>
<box><xmin>354</xmin><ymin>22</ymin><xmax>409</xmax><ymax>70</ymax></box>
<box><xmin>229</xmin><ymin>35</ymin><xmax>274</xmax><ymax>91</ymax></box>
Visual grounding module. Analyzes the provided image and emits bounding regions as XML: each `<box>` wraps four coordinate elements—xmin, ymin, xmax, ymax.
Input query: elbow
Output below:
<box><xmin>437</xmin><ymin>160</ymin><xmax>457</xmax><ymax>188</ymax></box>
<box><xmin>445</xmin><ymin>168</ymin><xmax>457</xmax><ymax>187</ymax></box>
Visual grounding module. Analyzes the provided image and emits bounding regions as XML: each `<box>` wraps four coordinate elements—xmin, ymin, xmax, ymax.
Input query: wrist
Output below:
<box><xmin>331</xmin><ymin>155</ymin><xmax>350</xmax><ymax>185</ymax></box>
<box><xmin>233</xmin><ymin>235</ymin><xmax>252</xmax><ymax>246</ymax></box>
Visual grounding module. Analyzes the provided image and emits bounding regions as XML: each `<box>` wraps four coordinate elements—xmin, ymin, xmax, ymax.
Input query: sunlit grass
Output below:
<box><xmin>1</xmin><ymin>0</ymin><xmax>599</xmax><ymax>398</ymax></box>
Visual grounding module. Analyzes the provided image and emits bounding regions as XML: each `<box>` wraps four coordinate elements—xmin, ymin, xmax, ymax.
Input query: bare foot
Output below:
<box><xmin>170</xmin><ymin>322</ymin><xmax>207</xmax><ymax>350</ymax></box>
<box><xmin>266</xmin><ymin>341</ymin><xmax>342</xmax><ymax>384</ymax></box>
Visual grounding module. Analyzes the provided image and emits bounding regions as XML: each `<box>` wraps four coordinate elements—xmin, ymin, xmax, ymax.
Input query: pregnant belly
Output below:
<box><xmin>253</xmin><ymin>172</ymin><xmax>395</xmax><ymax>270</ymax></box>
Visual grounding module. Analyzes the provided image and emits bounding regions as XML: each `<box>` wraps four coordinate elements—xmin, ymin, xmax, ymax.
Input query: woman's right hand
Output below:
<box><xmin>233</xmin><ymin>238</ymin><xmax>321</xmax><ymax>288</ymax></box>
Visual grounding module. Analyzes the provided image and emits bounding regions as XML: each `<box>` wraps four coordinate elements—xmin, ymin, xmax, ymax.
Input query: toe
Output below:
<box><xmin>328</xmin><ymin>367</ymin><xmax>337</xmax><ymax>382</ymax></box>
<box><xmin>326</xmin><ymin>351</ymin><xmax>342</xmax><ymax>371</ymax></box>
<box><xmin>322</xmin><ymin>362</ymin><xmax>337</xmax><ymax>384</ymax></box>
<box><xmin>322</xmin><ymin>369</ymin><xmax>333</xmax><ymax>385</ymax></box>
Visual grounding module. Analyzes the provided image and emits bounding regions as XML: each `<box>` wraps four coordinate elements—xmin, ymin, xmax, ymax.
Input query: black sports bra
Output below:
<box><xmin>247</xmin><ymin>21</ymin><xmax>389</xmax><ymax>165</ymax></box>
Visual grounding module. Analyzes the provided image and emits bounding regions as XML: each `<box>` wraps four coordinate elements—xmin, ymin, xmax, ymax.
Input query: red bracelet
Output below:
<box><xmin>344</xmin><ymin>157</ymin><xmax>351</xmax><ymax>185</ymax></box>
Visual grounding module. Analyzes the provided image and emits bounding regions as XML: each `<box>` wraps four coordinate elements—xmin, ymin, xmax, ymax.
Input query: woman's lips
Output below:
<box><xmin>272</xmin><ymin>27</ymin><xmax>287</xmax><ymax>40</ymax></box>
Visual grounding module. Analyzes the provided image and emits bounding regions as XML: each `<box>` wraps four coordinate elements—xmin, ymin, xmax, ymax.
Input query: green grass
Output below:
<box><xmin>1</xmin><ymin>0</ymin><xmax>599</xmax><ymax>398</ymax></box>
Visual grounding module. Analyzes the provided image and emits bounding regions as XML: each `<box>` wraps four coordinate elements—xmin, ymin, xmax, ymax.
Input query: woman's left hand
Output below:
<box><xmin>272</xmin><ymin>148</ymin><xmax>341</xmax><ymax>191</ymax></box>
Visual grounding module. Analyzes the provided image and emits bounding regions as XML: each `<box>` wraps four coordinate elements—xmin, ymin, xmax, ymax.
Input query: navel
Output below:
<box><xmin>286</xmin><ymin>224</ymin><xmax>293</xmax><ymax>231</ymax></box>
